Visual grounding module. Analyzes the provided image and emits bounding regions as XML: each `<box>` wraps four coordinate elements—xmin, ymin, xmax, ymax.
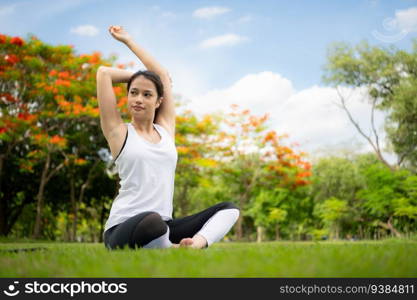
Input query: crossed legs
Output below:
<box><xmin>104</xmin><ymin>201</ymin><xmax>240</xmax><ymax>250</ymax></box>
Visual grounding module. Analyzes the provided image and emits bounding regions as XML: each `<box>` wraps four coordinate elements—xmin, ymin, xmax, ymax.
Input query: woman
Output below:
<box><xmin>98</xmin><ymin>25</ymin><xmax>239</xmax><ymax>250</ymax></box>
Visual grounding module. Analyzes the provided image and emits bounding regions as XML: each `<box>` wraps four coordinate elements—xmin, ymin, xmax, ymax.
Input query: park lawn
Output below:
<box><xmin>0</xmin><ymin>238</ymin><xmax>416</xmax><ymax>277</ymax></box>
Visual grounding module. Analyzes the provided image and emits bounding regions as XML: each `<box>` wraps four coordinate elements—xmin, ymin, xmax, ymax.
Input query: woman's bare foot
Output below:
<box><xmin>179</xmin><ymin>234</ymin><xmax>207</xmax><ymax>249</ymax></box>
<box><xmin>179</xmin><ymin>238</ymin><xmax>194</xmax><ymax>247</ymax></box>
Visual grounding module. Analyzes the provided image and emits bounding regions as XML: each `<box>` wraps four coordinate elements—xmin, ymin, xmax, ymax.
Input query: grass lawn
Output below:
<box><xmin>0</xmin><ymin>238</ymin><xmax>416</xmax><ymax>277</ymax></box>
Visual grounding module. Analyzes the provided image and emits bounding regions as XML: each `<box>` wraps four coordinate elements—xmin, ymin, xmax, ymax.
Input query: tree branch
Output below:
<box><xmin>335</xmin><ymin>87</ymin><xmax>394</xmax><ymax>171</ymax></box>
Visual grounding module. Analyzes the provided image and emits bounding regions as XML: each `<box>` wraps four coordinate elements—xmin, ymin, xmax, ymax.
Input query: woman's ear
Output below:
<box><xmin>156</xmin><ymin>97</ymin><xmax>163</xmax><ymax>109</ymax></box>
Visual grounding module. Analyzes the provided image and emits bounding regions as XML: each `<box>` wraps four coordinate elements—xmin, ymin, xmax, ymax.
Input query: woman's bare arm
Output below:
<box><xmin>109</xmin><ymin>25</ymin><xmax>175</xmax><ymax>135</ymax></box>
<box><xmin>96</xmin><ymin>66</ymin><xmax>134</xmax><ymax>140</ymax></box>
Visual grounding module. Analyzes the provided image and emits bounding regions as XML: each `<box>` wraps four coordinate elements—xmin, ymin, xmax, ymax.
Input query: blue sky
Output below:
<box><xmin>2</xmin><ymin>0</ymin><xmax>416</xmax><ymax>90</ymax></box>
<box><xmin>1</xmin><ymin>0</ymin><xmax>417</xmax><ymax>162</ymax></box>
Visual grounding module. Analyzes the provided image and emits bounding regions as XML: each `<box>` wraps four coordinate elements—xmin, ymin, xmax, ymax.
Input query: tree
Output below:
<box><xmin>314</xmin><ymin>197</ymin><xmax>348</xmax><ymax>239</ymax></box>
<box><xmin>323</xmin><ymin>39</ymin><xmax>417</xmax><ymax>172</ymax></box>
<box><xmin>173</xmin><ymin>107</ymin><xmax>220</xmax><ymax>217</ymax></box>
<box><xmin>246</xmin><ymin>189</ymin><xmax>288</xmax><ymax>242</ymax></box>
<box><xmin>217</xmin><ymin>104</ymin><xmax>312</xmax><ymax>240</ymax></box>
<box><xmin>0</xmin><ymin>33</ymin><xmax>112</xmax><ymax>238</ymax></box>
<box><xmin>356</xmin><ymin>155</ymin><xmax>417</xmax><ymax>238</ymax></box>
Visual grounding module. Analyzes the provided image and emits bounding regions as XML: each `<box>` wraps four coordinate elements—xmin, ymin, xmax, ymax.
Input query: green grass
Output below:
<box><xmin>1</xmin><ymin>238</ymin><xmax>416</xmax><ymax>277</ymax></box>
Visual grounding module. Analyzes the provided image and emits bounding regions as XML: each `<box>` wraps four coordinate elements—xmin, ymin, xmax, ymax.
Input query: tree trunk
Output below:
<box><xmin>178</xmin><ymin>183</ymin><xmax>189</xmax><ymax>217</ymax></box>
<box><xmin>236</xmin><ymin>215</ymin><xmax>243</xmax><ymax>240</ymax></box>
<box><xmin>99</xmin><ymin>198</ymin><xmax>105</xmax><ymax>243</ymax></box>
<box><xmin>33</xmin><ymin>152</ymin><xmax>50</xmax><ymax>238</ymax></box>
<box><xmin>378</xmin><ymin>217</ymin><xmax>402</xmax><ymax>237</ymax></box>
<box><xmin>74</xmin><ymin>159</ymin><xmax>100</xmax><ymax>242</ymax></box>
<box><xmin>256</xmin><ymin>226</ymin><xmax>263</xmax><ymax>243</ymax></box>
<box><xmin>70</xmin><ymin>172</ymin><xmax>77</xmax><ymax>242</ymax></box>
<box><xmin>235</xmin><ymin>193</ymin><xmax>246</xmax><ymax>240</ymax></box>
<box><xmin>275</xmin><ymin>223</ymin><xmax>280</xmax><ymax>240</ymax></box>
<box><xmin>386</xmin><ymin>217</ymin><xmax>402</xmax><ymax>237</ymax></box>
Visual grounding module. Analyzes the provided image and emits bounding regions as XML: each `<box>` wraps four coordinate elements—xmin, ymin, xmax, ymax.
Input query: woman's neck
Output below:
<box><xmin>131</xmin><ymin>119</ymin><xmax>154</xmax><ymax>134</ymax></box>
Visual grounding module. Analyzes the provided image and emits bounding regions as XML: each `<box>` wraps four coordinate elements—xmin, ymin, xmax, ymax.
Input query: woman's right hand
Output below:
<box><xmin>108</xmin><ymin>25</ymin><xmax>132</xmax><ymax>44</ymax></box>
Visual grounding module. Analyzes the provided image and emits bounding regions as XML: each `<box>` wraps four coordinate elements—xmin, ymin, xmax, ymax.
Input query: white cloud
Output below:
<box><xmin>193</xmin><ymin>6</ymin><xmax>230</xmax><ymax>19</ymax></box>
<box><xmin>167</xmin><ymin>62</ymin><xmax>209</xmax><ymax>101</ymax></box>
<box><xmin>395</xmin><ymin>6</ymin><xmax>417</xmax><ymax>32</ymax></box>
<box><xmin>189</xmin><ymin>72</ymin><xmax>294</xmax><ymax>115</ymax></box>
<box><xmin>70</xmin><ymin>25</ymin><xmax>99</xmax><ymax>37</ymax></box>
<box><xmin>184</xmin><ymin>72</ymin><xmax>394</xmax><ymax>162</ymax></box>
<box><xmin>199</xmin><ymin>34</ymin><xmax>249</xmax><ymax>49</ymax></box>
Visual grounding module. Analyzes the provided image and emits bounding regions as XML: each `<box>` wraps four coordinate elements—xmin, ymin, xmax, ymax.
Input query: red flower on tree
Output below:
<box><xmin>55</xmin><ymin>79</ymin><xmax>71</xmax><ymax>87</ymax></box>
<box><xmin>49</xmin><ymin>69</ymin><xmax>58</xmax><ymax>77</ymax></box>
<box><xmin>58</xmin><ymin>71</ymin><xmax>70</xmax><ymax>79</ymax></box>
<box><xmin>0</xmin><ymin>34</ymin><xmax>6</xmax><ymax>44</ymax></box>
<box><xmin>49</xmin><ymin>135</ymin><xmax>67</xmax><ymax>147</ymax></box>
<box><xmin>5</xmin><ymin>54</ymin><xmax>20</xmax><ymax>64</ymax></box>
<box><xmin>17</xmin><ymin>112</ymin><xmax>36</xmax><ymax>122</ymax></box>
<box><xmin>10</xmin><ymin>37</ymin><xmax>24</xmax><ymax>46</ymax></box>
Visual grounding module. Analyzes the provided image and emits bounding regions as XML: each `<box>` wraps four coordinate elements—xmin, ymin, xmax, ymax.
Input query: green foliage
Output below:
<box><xmin>323</xmin><ymin>39</ymin><xmax>417</xmax><ymax>171</ymax></box>
<box><xmin>356</xmin><ymin>161</ymin><xmax>409</xmax><ymax>219</ymax></box>
<box><xmin>315</xmin><ymin>197</ymin><xmax>348</xmax><ymax>224</ymax></box>
<box><xmin>246</xmin><ymin>189</ymin><xmax>288</xmax><ymax>228</ymax></box>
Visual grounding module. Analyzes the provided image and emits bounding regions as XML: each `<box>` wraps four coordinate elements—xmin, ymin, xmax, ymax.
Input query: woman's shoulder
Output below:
<box><xmin>154</xmin><ymin>122</ymin><xmax>175</xmax><ymax>141</ymax></box>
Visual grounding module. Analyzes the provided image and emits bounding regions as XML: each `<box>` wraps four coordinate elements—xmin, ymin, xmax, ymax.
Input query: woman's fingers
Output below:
<box><xmin>109</xmin><ymin>25</ymin><xmax>122</xmax><ymax>31</ymax></box>
<box><xmin>108</xmin><ymin>25</ymin><xmax>128</xmax><ymax>42</ymax></box>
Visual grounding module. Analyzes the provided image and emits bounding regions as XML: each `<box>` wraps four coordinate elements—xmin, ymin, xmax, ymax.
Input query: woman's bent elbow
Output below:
<box><xmin>97</xmin><ymin>66</ymin><xmax>108</xmax><ymax>77</ymax></box>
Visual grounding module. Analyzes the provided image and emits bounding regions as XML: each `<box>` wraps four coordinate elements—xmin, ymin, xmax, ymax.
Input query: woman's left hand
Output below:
<box><xmin>108</xmin><ymin>25</ymin><xmax>132</xmax><ymax>44</ymax></box>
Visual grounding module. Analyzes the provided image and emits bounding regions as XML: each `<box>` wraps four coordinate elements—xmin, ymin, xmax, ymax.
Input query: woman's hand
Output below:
<box><xmin>108</xmin><ymin>25</ymin><xmax>132</xmax><ymax>44</ymax></box>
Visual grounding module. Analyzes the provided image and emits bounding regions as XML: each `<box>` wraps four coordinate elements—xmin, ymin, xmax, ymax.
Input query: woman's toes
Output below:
<box><xmin>179</xmin><ymin>238</ymin><xmax>193</xmax><ymax>247</ymax></box>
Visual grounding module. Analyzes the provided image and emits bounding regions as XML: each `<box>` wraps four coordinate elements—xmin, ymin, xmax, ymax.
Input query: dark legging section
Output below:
<box><xmin>104</xmin><ymin>212</ymin><xmax>167</xmax><ymax>250</ymax></box>
<box><xmin>104</xmin><ymin>201</ymin><xmax>238</xmax><ymax>250</ymax></box>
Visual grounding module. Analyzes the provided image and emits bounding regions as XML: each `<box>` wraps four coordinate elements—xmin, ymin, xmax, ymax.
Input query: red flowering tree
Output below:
<box><xmin>214</xmin><ymin>104</ymin><xmax>312</xmax><ymax>240</ymax></box>
<box><xmin>0</xmin><ymin>33</ymin><xmax>114</xmax><ymax>237</ymax></box>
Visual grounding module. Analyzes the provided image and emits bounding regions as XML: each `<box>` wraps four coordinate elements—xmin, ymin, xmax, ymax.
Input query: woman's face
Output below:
<box><xmin>127</xmin><ymin>75</ymin><xmax>161</xmax><ymax>118</ymax></box>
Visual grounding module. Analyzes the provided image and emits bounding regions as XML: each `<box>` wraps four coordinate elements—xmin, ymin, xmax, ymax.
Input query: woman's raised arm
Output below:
<box><xmin>109</xmin><ymin>25</ymin><xmax>175</xmax><ymax>135</ymax></box>
<box><xmin>96</xmin><ymin>66</ymin><xmax>133</xmax><ymax>141</ymax></box>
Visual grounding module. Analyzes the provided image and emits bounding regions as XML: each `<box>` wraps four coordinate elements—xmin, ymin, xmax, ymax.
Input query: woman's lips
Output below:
<box><xmin>132</xmin><ymin>106</ymin><xmax>144</xmax><ymax>111</ymax></box>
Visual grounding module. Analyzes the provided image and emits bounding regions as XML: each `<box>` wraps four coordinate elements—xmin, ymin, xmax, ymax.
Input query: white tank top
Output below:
<box><xmin>104</xmin><ymin>122</ymin><xmax>178</xmax><ymax>233</ymax></box>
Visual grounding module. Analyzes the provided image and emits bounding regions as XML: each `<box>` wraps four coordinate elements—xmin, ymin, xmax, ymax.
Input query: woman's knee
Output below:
<box><xmin>218</xmin><ymin>201</ymin><xmax>240</xmax><ymax>212</ymax></box>
<box><xmin>131</xmin><ymin>212</ymin><xmax>168</xmax><ymax>248</ymax></box>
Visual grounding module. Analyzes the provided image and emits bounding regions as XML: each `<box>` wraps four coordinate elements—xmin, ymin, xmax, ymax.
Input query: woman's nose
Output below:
<box><xmin>135</xmin><ymin>97</ymin><xmax>144</xmax><ymax>104</ymax></box>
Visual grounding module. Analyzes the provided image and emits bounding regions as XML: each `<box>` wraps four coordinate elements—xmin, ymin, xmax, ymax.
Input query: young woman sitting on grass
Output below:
<box><xmin>97</xmin><ymin>25</ymin><xmax>240</xmax><ymax>250</ymax></box>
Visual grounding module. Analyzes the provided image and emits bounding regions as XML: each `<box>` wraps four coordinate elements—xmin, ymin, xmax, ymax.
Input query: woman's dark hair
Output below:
<box><xmin>127</xmin><ymin>70</ymin><xmax>164</xmax><ymax>99</ymax></box>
